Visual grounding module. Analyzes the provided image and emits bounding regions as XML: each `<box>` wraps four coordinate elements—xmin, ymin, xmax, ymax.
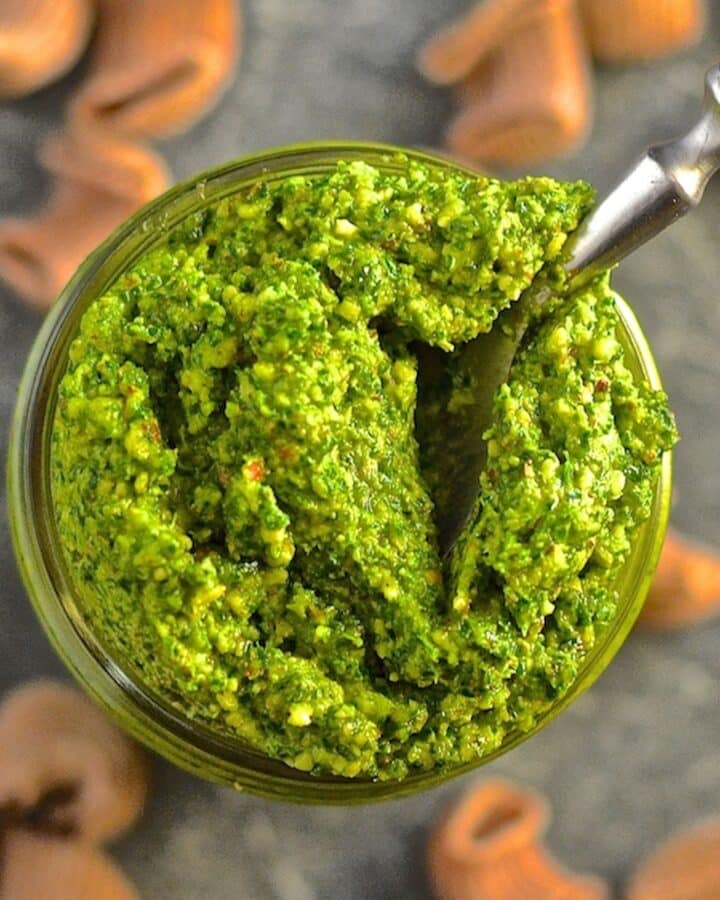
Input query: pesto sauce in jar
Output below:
<box><xmin>51</xmin><ymin>158</ymin><xmax>678</xmax><ymax>780</ymax></box>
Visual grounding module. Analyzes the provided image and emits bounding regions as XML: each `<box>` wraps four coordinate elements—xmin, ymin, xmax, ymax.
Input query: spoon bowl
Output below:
<box><xmin>436</xmin><ymin>62</ymin><xmax>720</xmax><ymax>557</ymax></box>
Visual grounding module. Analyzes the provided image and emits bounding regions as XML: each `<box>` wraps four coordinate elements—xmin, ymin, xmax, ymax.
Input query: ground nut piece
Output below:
<box><xmin>0</xmin><ymin>828</ymin><xmax>139</xmax><ymax>900</ymax></box>
<box><xmin>639</xmin><ymin>530</ymin><xmax>720</xmax><ymax>629</ymax></box>
<box><xmin>0</xmin><ymin>129</ymin><xmax>168</xmax><ymax>310</ymax></box>
<box><xmin>0</xmin><ymin>0</ymin><xmax>94</xmax><ymax>99</ymax></box>
<box><xmin>69</xmin><ymin>0</ymin><xmax>240</xmax><ymax>138</ymax></box>
<box><xmin>428</xmin><ymin>780</ymin><xmax>608</xmax><ymax>900</ymax></box>
<box><xmin>579</xmin><ymin>0</ymin><xmax>705</xmax><ymax>62</ymax></box>
<box><xmin>0</xmin><ymin>681</ymin><xmax>148</xmax><ymax>844</ymax></box>
<box><xmin>626</xmin><ymin>818</ymin><xmax>720</xmax><ymax>900</ymax></box>
<box><xmin>446</xmin><ymin>0</ymin><xmax>591</xmax><ymax>167</ymax></box>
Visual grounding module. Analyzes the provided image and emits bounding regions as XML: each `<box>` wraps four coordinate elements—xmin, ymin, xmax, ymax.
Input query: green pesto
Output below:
<box><xmin>51</xmin><ymin>159</ymin><xmax>678</xmax><ymax>780</ymax></box>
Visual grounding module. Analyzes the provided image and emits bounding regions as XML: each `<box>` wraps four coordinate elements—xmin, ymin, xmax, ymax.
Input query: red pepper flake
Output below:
<box><xmin>141</xmin><ymin>420</ymin><xmax>162</xmax><ymax>444</ymax></box>
<box><xmin>594</xmin><ymin>378</ymin><xmax>609</xmax><ymax>394</ymax></box>
<box><xmin>245</xmin><ymin>460</ymin><xmax>264</xmax><ymax>482</ymax></box>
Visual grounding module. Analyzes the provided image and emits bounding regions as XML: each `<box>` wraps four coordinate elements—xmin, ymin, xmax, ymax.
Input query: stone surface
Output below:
<box><xmin>1</xmin><ymin>3</ymin><xmax>719</xmax><ymax>898</ymax></box>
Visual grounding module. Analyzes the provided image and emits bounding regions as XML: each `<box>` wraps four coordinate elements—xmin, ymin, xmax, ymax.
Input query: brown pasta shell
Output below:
<box><xmin>0</xmin><ymin>129</ymin><xmax>168</xmax><ymax>310</ymax></box>
<box><xmin>0</xmin><ymin>0</ymin><xmax>94</xmax><ymax>99</ymax></box>
<box><xmin>626</xmin><ymin>817</ymin><xmax>720</xmax><ymax>900</ymax></box>
<box><xmin>428</xmin><ymin>780</ymin><xmax>608</xmax><ymax>900</ymax></box>
<box><xmin>639</xmin><ymin>530</ymin><xmax>720</xmax><ymax>629</ymax></box>
<box><xmin>0</xmin><ymin>681</ymin><xmax>149</xmax><ymax>844</ymax></box>
<box><xmin>69</xmin><ymin>0</ymin><xmax>240</xmax><ymax>138</ymax></box>
<box><xmin>446</xmin><ymin>0</ymin><xmax>591</xmax><ymax>167</ymax></box>
<box><xmin>0</xmin><ymin>828</ymin><xmax>139</xmax><ymax>900</ymax></box>
<box><xmin>579</xmin><ymin>0</ymin><xmax>706</xmax><ymax>62</ymax></box>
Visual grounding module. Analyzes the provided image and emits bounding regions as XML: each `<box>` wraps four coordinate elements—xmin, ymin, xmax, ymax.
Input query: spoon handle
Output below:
<box><xmin>565</xmin><ymin>63</ymin><xmax>720</xmax><ymax>286</ymax></box>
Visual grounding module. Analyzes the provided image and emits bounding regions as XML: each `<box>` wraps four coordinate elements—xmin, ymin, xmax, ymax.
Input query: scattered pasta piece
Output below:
<box><xmin>0</xmin><ymin>130</ymin><xmax>168</xmax><ymax>309</ymax></box>
<box><xmin>428</xmin><ymin>780</ymin><xmax>608</xmax><ymax>900</ymax></box>
<box><xmin>0</xmin><ymin>0</ymin><xmax>94</xmax><ymax>99</ymax></box>
<box><xmin>445</xmin><ymin>0</ymin><xmax>591</xmax><ymax>166</ymax></box>
<box><xmin>418</xmin><ymin>0</ymin><xmax>542</xmax><ymax>86</ymax></box>
<box><xmin>627</xmin><ymin>817</ymin><xmax>720</xmax><ymax>900</ymax></box>
<box><xmin>69</xmin><ymin>0</ymin><xmax>240</xmax><ymax>138</ymax></box>
<box><xmin>639</xmin><ymin>530</ymin><xmax>720</xmax><ymax>629</ymax></box>
<box><xmin>0</xmin><ymin>680</ymin><xmax>149</xmax><ymax>843</ymax></box>
<box><xmin>579</xmin><ymin>0</ymin><xmax>705</xmax><ymax>62</ymax></box>
<box><xmin>1</xmin><ymin>828</ymin><xmax>139</xmax><ymax>900</ymax></box>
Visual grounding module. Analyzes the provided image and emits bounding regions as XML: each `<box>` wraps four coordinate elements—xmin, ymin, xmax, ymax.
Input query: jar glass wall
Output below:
<box><xmin>8</xmin><ymin>143</ymin><xmax>672</xmax><ymax>803</ymax></box>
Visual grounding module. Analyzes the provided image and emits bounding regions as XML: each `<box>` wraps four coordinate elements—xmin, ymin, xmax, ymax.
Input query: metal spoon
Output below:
<box><xmin>437</xmin><ymin>62</ymin><xmax>720</xmax><ymax>557</ymax></box>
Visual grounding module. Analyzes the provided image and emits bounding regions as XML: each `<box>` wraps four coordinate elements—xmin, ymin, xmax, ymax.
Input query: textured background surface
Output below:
<box><xmin>1</xmin><ymin>3</ymin><xmax>720</xmax><ymax>898</ymax></box>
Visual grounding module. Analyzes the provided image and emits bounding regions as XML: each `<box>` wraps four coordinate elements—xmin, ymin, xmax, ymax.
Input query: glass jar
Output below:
<box><xmin>8</xmin><ymin>142</ymin><xmax>672</xmax><ymax>803</ymax></box>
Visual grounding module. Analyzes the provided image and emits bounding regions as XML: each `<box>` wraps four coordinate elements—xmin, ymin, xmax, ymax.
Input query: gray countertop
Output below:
<box><xmin>1</xmin><ymin>3</ymin><xmax>719</xmax><ymax>898</ymax></box>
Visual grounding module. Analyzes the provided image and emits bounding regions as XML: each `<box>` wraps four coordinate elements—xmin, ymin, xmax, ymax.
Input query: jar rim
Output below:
<box><xmin>7</xmin><ymin>141</ymin><xmax>673</xmax><ymax>803</ymax></box>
